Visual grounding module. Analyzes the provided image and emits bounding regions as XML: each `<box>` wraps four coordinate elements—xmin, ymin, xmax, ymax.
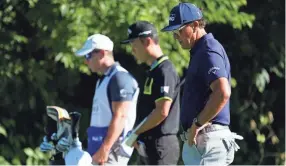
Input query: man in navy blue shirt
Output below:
<box><xmin>162</xmin><ymin>2</ymin><xmax>243</xmax><ymax>165</ymax></box>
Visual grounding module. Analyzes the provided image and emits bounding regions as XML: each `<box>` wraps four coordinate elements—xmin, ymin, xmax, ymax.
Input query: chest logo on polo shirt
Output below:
<box><xmin>143</xmin><ymin>77</ymin><xmax>153</xmax><ymax>95</ymax></box>
<box><xmin>208</xmin><ymin>67</ymin><xmax>220</xmax><ymax>75</ymax></box>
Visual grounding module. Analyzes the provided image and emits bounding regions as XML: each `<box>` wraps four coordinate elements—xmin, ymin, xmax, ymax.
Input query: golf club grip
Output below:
<box><xmin>122</xmin><ymin>117</ymin><xmax>148</xmax><ymax>146</ymax></box>
<box><xmin>133</xmin><ymin>117</ymin><xmax>148</xmax><ymax>133</ymax></box>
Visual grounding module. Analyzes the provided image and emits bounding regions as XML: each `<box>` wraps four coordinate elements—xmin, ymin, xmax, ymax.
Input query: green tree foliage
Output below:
<box><xmin>220</xmin><ymin>0</ymin><xmax>285</xmax><ymax>164</ymax></box>
<box><xmin>0</xmin><ymin>0</ymin><xmax>284</xmax><ymax>165</ymax></box>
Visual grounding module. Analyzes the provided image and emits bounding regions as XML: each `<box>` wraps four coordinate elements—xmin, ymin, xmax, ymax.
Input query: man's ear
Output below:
<box><xmin>145</xmin><ymin>37</ymin><xmax>152</xmax><ymax>46</ymax></box>
<box><xmin>192</xmin><ymin>21</ymin><xmax>200</xmax><ymax>32</ymax></box>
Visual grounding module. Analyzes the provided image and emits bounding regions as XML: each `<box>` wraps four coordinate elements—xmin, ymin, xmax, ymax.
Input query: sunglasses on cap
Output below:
<box><xmin>172</xmin><ymin>21</ymin><xmax>196</xmax><ymax>36</ymax></box>
<box><xmin>85</xmin><ymin>53</ymin><xmax>92</xmax><ymax>60</ymax></box>
<box><xmin>84</xmin><ymin>49</ymin><xmax>101</xmax><ymax>60</ymax></box>
<box><xmin>173</xmin><ymin>24</ymin><xmax>187</xmax><ymax>36</ymax></box>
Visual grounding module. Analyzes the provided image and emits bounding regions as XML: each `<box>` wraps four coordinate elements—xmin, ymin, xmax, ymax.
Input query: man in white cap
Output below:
<box><xmin>75</xmin><ymin>34</ymin><xmax>139</xmax><ymax>165</ymax></box>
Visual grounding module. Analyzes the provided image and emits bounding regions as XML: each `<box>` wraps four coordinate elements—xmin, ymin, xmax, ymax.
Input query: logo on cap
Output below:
<box><xmin>169</xmin><ymin>14</ymin><xmax>176</xmax><ymax>21</ymax></box>
<box><xmin>138</xmin><ymin>30</ymin><xmax>152</xmax><ymax>36</ymax></box>
<box><xmin>127</xmin><ymin>29</ymin><xmax>132</xmax><ymax>35</ymax></box>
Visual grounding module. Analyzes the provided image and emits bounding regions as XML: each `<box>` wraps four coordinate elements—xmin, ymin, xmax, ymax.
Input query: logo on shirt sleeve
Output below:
<box><xmin>160</xmin><ymin>86</ymin><xmax>170</xmax><ymax>93</ymax></box>
<box><xmin>120</xmin><ymin>89</ymin><xmax>127</xmax><ymax>98</ymax></box>
<box><xmin>208</xmin><ymin>67</ymin><xmax>220</xmax><ymax>75</ymax></box>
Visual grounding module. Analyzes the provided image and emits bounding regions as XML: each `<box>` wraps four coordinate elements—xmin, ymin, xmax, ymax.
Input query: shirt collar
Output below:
<box><xmin>104</xmin><ymin>62</ymin><xmax>119</xmax><ymax>76</ymax></box>
<box><xmin>190</xmin><ymin>33</ymin><xmax>214</xmax><ymax>55</ymax></box>
<box><xmin>150</xmin><ymin>55</ymin><xmax>168</xmax><ymax>71</ymax></box>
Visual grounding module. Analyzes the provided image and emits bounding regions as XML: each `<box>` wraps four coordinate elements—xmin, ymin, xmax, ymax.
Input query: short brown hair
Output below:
<box><xmin>198</xmin><ymin>19</ymin><xmax>207</xmax><ymax>28</ymax></box>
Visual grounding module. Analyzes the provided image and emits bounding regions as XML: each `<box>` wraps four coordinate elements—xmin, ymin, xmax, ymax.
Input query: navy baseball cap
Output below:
<box><xmin>121</xmin><ymin>21</ymin><xmax>157</xmax><ymax>44</ymax></box>
<box><xmin>161</xmin><ymin>3</ymin><xmax>203</xmax><ymax>32</ymax></box>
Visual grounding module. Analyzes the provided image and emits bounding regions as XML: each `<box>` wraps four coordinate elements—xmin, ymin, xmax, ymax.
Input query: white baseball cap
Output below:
<box><xmin>75</xmin><ymin>34</ymin><xmax>114</xmax><ymax>56</ymax></box>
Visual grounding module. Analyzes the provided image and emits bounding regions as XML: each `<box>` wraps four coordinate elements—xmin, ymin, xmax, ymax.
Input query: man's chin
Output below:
<box><xmin>90</xmin><ymin>68</ymin><xmax>98</xmax><ymax>73</ymax></box>
<box><xmin>181</xmin><ymin>44</ymin><xmax>191</xmax><ymax>50</ymax></box>
<box><xmin>136</xmin><ymin>60</ymin><xmax>143</xmax><ymax>64</ymax></box>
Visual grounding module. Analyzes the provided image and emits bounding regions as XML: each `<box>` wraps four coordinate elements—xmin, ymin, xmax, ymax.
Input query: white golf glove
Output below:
<box><xmin>40</xmin><ymin>136</ymin><xmax>55</xmax><ymax>152</ymax></box>
<box><xmin>121</xmin><ymin>117</ymin><xmax>148</xmax><ymax>147</ymax></box>
<box><xmin>56</xmin><ymin>137</ymin><xmax>71</xmax><ymax>152</ymax></box>
<box><xmin>231</xmin><ymin>132</ymin><xmax>244</xmax><ymax>140</ymax></box>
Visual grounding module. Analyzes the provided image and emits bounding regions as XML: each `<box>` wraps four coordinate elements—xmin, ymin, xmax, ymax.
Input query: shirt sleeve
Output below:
<box><xmin>200</xmin><ymin>52</ymin><xmax>228</xmax><ymax>86</ymax></box>
<box><xmin>108</xmin><ymin>71</ymin><xmax>138</xmax><ymax>102</ymax></box>
<box><xmin>153</xmin><ymin>67</ymin><xmax>178</xmax><ymax>102</ymax></box>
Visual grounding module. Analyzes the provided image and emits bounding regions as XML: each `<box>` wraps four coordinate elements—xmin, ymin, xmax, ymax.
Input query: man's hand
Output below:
<box><xmin>188</xmin><ymin>122</ymin><xmax>211</xmax><ymax>146</ymax></box>
<box><xmin>133</xmin><ymin>141</ymin><xmax>139</xmax><ymax>149</ymax></box>
<box><xmin>92</xmin><ymin>146</ymin><xmax>109</xmax><ymax>165</ymax></box>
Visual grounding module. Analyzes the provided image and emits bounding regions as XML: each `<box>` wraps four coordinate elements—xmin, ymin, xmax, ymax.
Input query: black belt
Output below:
<box><xmin>211</xmin><ymin>121</ymin><xmax>229</xmax><ymax>126</ymax></box>
<box><xmin>180</xmin><ymin>124</ymin><xmax>229</xmax><ymax>142</ymax></box>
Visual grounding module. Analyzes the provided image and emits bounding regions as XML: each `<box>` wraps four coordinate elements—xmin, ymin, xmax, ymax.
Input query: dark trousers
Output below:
<box><xmin>139</xmin><ymin>134</ymin><xmax>180</xmax><ymax>165</ymax></box>
<box><xmin>49</xmin><ymin>153</ymin><xmax>65</xmax><ymax>165</ymax></box>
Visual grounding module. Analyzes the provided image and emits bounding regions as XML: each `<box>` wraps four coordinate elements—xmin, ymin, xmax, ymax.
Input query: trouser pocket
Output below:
<box><xmin>222</xmin><ymin>138</ymin><xmax>235</xmax><ymax>165</ymax></box>
<box><xmin>222</xmin><ymin>138</ymin><xmax>231</xmax><ymax>152</ymax></box>
<box><xmin>182</xmin><ymin>142</ymin><xmax>202</xmax><ymax>165</ymax></box>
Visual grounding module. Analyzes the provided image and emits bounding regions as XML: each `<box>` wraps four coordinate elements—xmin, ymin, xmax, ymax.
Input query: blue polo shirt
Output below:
<box><xmin>180</xmin><ymin>33</ymin><xmax>231</xmax><ymax>131</ymax></box>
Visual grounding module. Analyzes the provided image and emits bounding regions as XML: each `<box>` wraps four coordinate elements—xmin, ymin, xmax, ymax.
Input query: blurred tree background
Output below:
<box><xmin>0</xmin><ymin>0</ymin><xmax>284</xmax><ymax>165</ymax></box>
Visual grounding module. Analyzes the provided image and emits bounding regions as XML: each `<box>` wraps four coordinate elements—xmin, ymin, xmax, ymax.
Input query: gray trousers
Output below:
<box><xmin>92</xmin><ymin>151</ymin><xmax>130</xmax><ymax>165</ymax></box>
<box><xmin>181</xmin><ymin>125</ymin><xmax>242</xmax><ymax>165</ymax></box>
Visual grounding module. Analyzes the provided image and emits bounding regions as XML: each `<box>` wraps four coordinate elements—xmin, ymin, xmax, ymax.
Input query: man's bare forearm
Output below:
<box><xmin>101</xmin><ymin>115</ymin><xmax>126</xmax><ymax>151</ymax></box>
<box><xmin>135</xmin><ymin>99</ymin><xmax>172</xmax><ymax>135</ymax></box>
<box><xmin>135</xmin><ymin>108</ymin><xmax>167</xmax><ymax>135</ymax></box>
<box><xmin>197</xmin><ymin>90</ymin><xmax>230</xmax><ymax>125</ymax></box>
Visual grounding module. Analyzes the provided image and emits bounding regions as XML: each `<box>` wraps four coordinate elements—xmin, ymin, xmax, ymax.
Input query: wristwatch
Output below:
<box><xmin>193</xmin><ymin>118</ymin><xmax>203</xmax><ymax>127</ymax></box>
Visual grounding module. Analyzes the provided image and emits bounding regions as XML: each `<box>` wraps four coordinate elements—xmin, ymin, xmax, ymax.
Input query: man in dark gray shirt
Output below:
<box><xmin>121</xmin><ymin>21</ymin><xmax>180</xmax><ymax>165</ymax></box>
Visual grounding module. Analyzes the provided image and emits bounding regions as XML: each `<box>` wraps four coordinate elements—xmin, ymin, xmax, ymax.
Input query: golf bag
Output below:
<box><xmin>40</xmin><ymin>106</ymin><xmax>92</xmax><ymax>165</ymax></box>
